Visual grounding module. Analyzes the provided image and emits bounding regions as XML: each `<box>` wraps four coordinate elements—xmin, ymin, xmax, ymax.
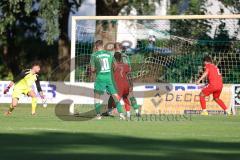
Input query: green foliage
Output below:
<box><xmin>0</xmin><ymin>58</ymin><xmax>13</xmax><ymax>80</ymax></box>
<box><xmin>115</xmin><ymin>0</ymin><xmax>155</xmax><ymax>16</ymax></box>
<box><xmin>167</xmin><ymin>0</ymin><xmax>240</xmax><ymax>83</ymax></box>
<box><xmin>219</xmin><ymin>0</ymin><xmax>240</xmax><ymax>10</ymax></box>
<box><xmin>0</xmin><ymin>0</ymin><xmax>60</xmax><ymax>44</ymax></box>
<box><xmin>128</xmin><ymin>0</ymin><xmax>155</xmax><ymax>15</ymax></box>
<box><xmin>39</xmin><ymin>0</ymin><xmax>60</xmax><ymax>44</ymax></box>
<box><xmin>0</xmin><ymin>0</ymin><xmax>61</xmax><ymax>79</ymax></box>
<box><xmin>224</xmin><ymin>66</ymin><xmax>240</xmax><ymax>83</ymax></box>
<box><xmin>169</xmin><ymin>0</ymin><xmax>211</xmax><ymax>40</ymax></box>
<box><xmin>165</xmin><ymin>52</ymin><xmax>204</xmax><ymax>83</ymax></box>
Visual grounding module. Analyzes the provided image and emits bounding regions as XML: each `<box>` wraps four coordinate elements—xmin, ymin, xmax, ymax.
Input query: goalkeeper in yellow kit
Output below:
<box><xmin>3</xmin><ymin>62</ymin><xmax>45</xmax><ymax>115</ymax></box>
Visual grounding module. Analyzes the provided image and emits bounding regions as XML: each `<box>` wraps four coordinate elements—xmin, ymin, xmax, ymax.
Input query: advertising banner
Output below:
<box><xmin>142</xmin><ymin>84</ymin><xmax>234</xmax><ymax>115</ymax></box>
<box><xmin>233</xmin><ymin>85</ymin><xmax>240</xmax><ymax>107</ymax></box>
<box><xmin>0</xmin><ymin>81</ymin><xmax>237</xmax><ymax>115</ymax></box>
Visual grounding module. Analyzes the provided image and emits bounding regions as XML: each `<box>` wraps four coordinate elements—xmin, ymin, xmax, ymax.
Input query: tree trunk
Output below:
<box><xmin>2</xmin><ymin>45</ymin><xmax>21</xmax><ymax>77</ymax></box>
<box><xmin>96</xmin><ymin>0</ymin><xmax>128</xmax><ymax>45</ymax></box>
<box><xmin>96</xmin><ymin>0</ymin><xmax>128</xmax><ymax>16</ymax></box>
<box><xmin>2</xmin><ymin>28</ymin><xmax>21</xmax><ymax>77</ymax></box>
<box><xmin>58</xmin><ymin>0</ymin><xmax>70</xmax><ymax>73</ymax></box>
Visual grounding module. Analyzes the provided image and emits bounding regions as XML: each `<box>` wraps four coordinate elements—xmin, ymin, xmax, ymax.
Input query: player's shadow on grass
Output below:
<box><xmin>0</xmin><ymin>132</ymin><xmax>239</xmax><ymax>160</ymax></box>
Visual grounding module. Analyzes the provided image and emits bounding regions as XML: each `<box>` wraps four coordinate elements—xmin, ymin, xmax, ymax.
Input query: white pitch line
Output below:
<box><xmin>5</xmin><ymin>127</ymin><xmax>65</xmax><ymax>132</ymax></box>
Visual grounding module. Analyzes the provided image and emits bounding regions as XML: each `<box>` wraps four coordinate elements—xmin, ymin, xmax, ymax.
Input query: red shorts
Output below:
<box><xmin>202</xmin><ymin>84</ymin><xmax>223</xmax><ymax>99</ymax></box>
<box><xmin>108</xmin><ymin>85</ymin><xmax>130</xmax><ymax>110</ymax></box>
<box><xmin>117</xmin><ymin>84</ymin><xmax>130</xmax><ymax>97</ymax></box>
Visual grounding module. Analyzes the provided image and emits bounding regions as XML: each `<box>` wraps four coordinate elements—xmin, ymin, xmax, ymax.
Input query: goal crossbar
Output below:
<box><xmin>72</xmin><ymin>14</ymin><xmax>240</xmax><ymax>21</ymax></box>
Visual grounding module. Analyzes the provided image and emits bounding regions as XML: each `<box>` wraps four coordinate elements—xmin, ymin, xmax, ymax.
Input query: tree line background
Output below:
<box><xmin>0</xmin><ymin>0</ymin><xmax>239</xmax><ymax>82</ymax></box>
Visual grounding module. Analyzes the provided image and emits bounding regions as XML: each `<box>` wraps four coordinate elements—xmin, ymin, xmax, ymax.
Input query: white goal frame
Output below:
<box><xmin>70</xmin><ymin>14</ymin><xmax>240</xmax><ymax>83</ymax></box>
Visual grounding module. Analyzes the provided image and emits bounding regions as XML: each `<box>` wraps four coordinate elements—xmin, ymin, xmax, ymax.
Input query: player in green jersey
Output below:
<box><xmin>90</xmin><ymin>40</ymin><xmax>125</xmax><ymax>120</ymax></box>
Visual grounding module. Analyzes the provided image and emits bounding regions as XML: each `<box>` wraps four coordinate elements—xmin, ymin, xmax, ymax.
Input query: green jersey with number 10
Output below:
<box><xmin>90</xmin><ymin>50</ymin><xmax>114</xmax><ymax>80</ymax></box>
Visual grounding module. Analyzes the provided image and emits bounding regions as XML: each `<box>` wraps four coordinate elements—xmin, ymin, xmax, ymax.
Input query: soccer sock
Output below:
<box><xmin>114</xmin><ymin>100</ymin><xmax>123</xmax><ymax>113</ymax></box>
<box><xmin>32</xmin><ymin>97</ymin><xmax>37</xmax><ymax>114</ymax></box>
<box><xmin>130</xmin><ymin>96</ymin><xmax>139</xmax><ymax>109</ymax></box>
<box><xmin>135</xmin><ymin>109</ymin><xmax>139</xmax><ymax>114</ymax></box>
<box><xmin>215</xmin><ymin>99</ymin><xmax>227</xmax><ymax>111</ymax></box>
<box><xmin>108</xmin><ymin>97</ymin><xmax>115</xmax><ymax>113</ymax></box>
<box><xmin>200</xmin><ymin>95</ymin><xmax>206</xmax><ymax>110</ymax></box>
<box><xmin>9</xmin><ymin>104</ymin><xmax>15</xmax><ymax>112</ymax></box>
<box><xmin>123</xmin><ymin>98</ymin><xmax>131</xmax><ymax>112</ymax></box>
<box><xmin>107</xmin><ymin>107</ymin><xmax>113</xmax><ymax>114</ymax></box>
<box><xmin>95</xmin><ymin>103</ymin><xmax>102</xmax><ymax>114</ymax></box>
<box><xmin>126</xmin><ymin>111</ymin><xmax>131</xmax><ymax>117</ymax></box>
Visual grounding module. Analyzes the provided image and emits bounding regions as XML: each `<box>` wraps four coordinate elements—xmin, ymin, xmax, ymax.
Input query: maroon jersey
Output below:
<box><xmin>114</xmin><ymin>62</ymin><xmax>130</xmax><ymax>95</ymax></box>
<box><xmin>205</xmin><ymin>63</ymin><xmax>223</xmax><ymax>87</ymax></box>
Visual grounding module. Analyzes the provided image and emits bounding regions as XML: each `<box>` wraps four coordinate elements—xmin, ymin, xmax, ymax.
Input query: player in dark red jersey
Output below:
<box><xmin>103</xmin><ymin>43</ymin><xmax>140</xmax><ymax>118</ymax></box>
<box><xmin>196</xmin><ymin>56</ymin><xmax>231</xmax><ymax>115</ymax></box>
<box><xmin>113</xmin><ymin>52</ymin><xmax>132</xmax><ymax>116</ymax></box>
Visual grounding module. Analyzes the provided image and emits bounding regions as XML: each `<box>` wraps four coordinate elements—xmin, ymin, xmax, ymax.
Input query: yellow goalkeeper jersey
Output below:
<box><xmin>14</xmin><ymin>69</ymin><xmax>42</xmax><ymax>92</ymax></box>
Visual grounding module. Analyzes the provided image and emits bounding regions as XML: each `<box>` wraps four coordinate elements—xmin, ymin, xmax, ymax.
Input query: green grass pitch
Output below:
<box><xmin>0</xmin><ymin>104</ymin><xmax>240</xmax><ymax>160</ymax></box>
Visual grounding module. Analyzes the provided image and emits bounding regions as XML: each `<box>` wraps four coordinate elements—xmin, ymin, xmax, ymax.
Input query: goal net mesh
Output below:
<box><xmin>73</xmin><ymin>18</ymin><xmax>240</xmax><ymax>84</ymax></box>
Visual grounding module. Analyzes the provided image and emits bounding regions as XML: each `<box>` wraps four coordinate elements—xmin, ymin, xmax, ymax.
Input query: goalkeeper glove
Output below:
<box><xmin>3</xmin><ymin>83</ymin><xmax>13</xmax><ymax>94</ymax></box>
<box><xmin>3</xmin><ymin>87</ymin><xmax>10</xmax><ymax>94</ymax></box>
<box><xmin>40</xmin><ymin>95</ymin><xmax>45</xmax><ymax>99</ymax></box>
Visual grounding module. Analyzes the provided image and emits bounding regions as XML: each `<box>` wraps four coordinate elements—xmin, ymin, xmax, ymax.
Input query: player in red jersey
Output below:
<box><xmin>102</xmin><ymin>43</ymin><xmax>140</xmax><ymax>118</ymax></box>
<box><xmin>196</xmin><ymin>56</ymin><xmax>231</xmax><ymax>115</ymax></box>
<box><xmin>113</xmin><ymin>52</ymin><xmax>132</xmax><ymax>116</ymax></box>
<box><xmin>105</xmin><ymin>52</ymin><xmax>140</xmax><ymax>118</ymax></box>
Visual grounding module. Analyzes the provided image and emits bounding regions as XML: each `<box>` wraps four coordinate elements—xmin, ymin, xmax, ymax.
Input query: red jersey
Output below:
<box><xmin>205</xmin><ymin>63</ymin><xmax>222</xmax><ymax>87</ymax></box>
<box><xmin>114</xmin><ymin>62</ymin><xmax>130</xmax><ymax>93</ymax></box>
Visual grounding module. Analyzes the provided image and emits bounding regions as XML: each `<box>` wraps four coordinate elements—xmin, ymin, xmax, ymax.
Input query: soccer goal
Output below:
<box><xmin>70</xmin><ymin>15</ymin><xmax>240</xmax><ymax>115</ymax></box>
<box><xmin>71</xmin><ymin>15</ymin><xmax>240</xmax><ymax>83</ymax></box>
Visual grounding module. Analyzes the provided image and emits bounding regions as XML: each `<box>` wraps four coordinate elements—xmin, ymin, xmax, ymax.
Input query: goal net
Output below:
<box><xmin>68</xmin><ymin>15</ymin><xmax>239</xmax><ymax>115</ymax></box>
<box><xmin>70</xmin><ymin>15</ymin><xmax>240</xmax><ymax>84</ymax></box>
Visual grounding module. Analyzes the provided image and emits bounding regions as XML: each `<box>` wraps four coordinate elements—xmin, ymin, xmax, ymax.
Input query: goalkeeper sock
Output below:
<box><xmin>95</xmin><ymin>103</ymin><xmax>102</xmax><ymax>114</ymax></box>
<box><xmin>200</xmin><ymin>95</ymin><xmax>206</xmax><ymax>110</ymax></box>
<box><xmin>32</xmin><ymin>97</ymin><xmax>37</xmax><ymax>114</ymax></box>
<box><xmin>215</xmin><ymin>98</ymin><xmax>227</xmax><ymax>111</ymax></box>
<box><xmin>130</xmin><ymin>96</ymin><xmax>139</xmax><ymax>110</ymax></box>
<box><xmin>9</xmin><ymin>105</ymin><xmax>15</xmax><ymax>113</ymax></box>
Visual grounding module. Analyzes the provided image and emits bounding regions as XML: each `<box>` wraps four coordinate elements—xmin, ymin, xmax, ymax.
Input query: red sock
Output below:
<box><xmin>123</xmin><ymin>97</ymin><xmax>131</xmax><ymax>112</ymax></box>
<box><xmin>200</xmin><ymin>95</ymin><xmax>206</xmax><ymax>110</ymax></box>
<box><xmin>215</xmin><ymin>99</ymin><xmax>227</xmax><ymax>111</ymax></box>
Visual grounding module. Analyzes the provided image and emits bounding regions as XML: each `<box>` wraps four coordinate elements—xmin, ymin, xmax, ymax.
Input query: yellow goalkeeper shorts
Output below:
<box><xmin>12</xmin><ymin>85</ymin><xmax>31</xmax><ymax>99</ymax></box>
